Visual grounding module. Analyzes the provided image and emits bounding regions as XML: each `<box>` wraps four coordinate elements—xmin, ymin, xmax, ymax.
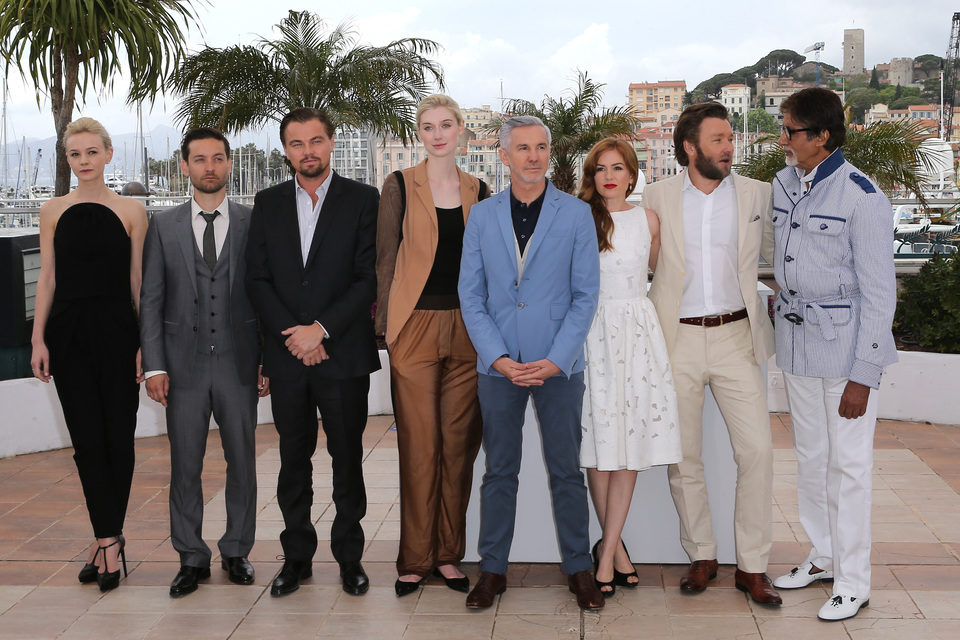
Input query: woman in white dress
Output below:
<box><xmin>577</xmin><ymin>137</ymin><xmax>682</xmax><ymax>596</ymax></box>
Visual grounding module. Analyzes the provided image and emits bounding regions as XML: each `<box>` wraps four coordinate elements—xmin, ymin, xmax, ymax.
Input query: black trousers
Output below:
<box><xmin>270</xmin><ymin>372</ymin><xmax>369</xmax><ymax>563</ymax></box>
<box><xmin>49</xmin><ymin>306</ymin><xmax>139</xmax><ymax>539</ymax></box>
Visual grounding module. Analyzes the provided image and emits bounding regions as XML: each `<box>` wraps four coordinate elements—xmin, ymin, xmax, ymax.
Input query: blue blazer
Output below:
<box><xmin>458</xmin><ymin>181</ymin><xmax>600</xmax><ymax>378</ymax></box>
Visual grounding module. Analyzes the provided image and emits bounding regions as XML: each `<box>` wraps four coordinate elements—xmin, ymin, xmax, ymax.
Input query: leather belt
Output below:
<box><xmin>678</xmin><ymin>308</ymin><xmax>748</xmax><ymax>327</ymax></box>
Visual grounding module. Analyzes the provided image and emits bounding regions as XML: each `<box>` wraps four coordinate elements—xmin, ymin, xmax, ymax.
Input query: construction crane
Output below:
<box><xmin>944</xmin><ymin>12</ymin><xmax>960</xmax><ymax>142</ymax></box>
<box><xmin>804</xmin><ymin>42</ymin><xmax>826</xmax><ymax>86</ymax></box>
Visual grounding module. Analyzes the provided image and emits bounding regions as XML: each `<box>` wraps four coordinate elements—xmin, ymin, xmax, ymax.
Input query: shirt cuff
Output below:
<box><xmin>313</xmin><ymin>320</ymin><xmax>330</xmax><ymax>339</ymax></box>
<box><xmin>848</xmin><ymin>359</ymin><xmax>883</xmax><ymax>390</ymax></box>
<box><xmin>144</xmin><ymin>370</ymin><xmax>166</xmax><ymax>379</ymax></box>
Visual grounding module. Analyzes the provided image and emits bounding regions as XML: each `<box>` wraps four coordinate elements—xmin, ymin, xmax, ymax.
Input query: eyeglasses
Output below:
<box><xmin>780</xmin><ymin>125</ymin><xmax>815</xmax><ymax>140</ymax></box>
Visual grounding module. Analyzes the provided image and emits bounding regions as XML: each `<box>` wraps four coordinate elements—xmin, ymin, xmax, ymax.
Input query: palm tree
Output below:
<box><xmin>737</xmin><ymin>119</ymin><xmax>939</xmax><ymax>203</ymax></box>
<box><xmin>491</xmin><ymin>72</ymin><xmax>640</xmax><ymax>193</ymax></box>
<box><xmin>171</xmin><ymin>11</ymin><xmax>443</xmax><ymax>143</ymax></box>
<box><xmin>0</xmin><ymin>0</ymin><xmax>200</xmax><ymax>195</ymax></box>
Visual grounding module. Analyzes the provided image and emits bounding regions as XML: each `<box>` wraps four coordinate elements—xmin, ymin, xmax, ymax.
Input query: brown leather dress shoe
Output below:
<box><xmin>567</xmin><ymin>570</ymin><xmax>605</xmax><ymax>610</ymax></box>
<box><xmin>734</xmin><ymin>569</ymin><xmax>783</xmax><ymax>606</ymax></box>
<box><xmin>466</xmin><ymin>571</ymin><xmax>506</xmax><ymax>609</ymax></box>
<box><xmin>679</xmin><ymin>559</ymin><xmax>719</xmax><ymax>593</ymax></box>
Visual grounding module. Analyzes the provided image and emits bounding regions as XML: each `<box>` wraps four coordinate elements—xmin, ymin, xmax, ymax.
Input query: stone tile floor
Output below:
<box><xmin>1</xmin><ymin>413</ymin><xmax>959</xmax><ymax>639</ymax></box>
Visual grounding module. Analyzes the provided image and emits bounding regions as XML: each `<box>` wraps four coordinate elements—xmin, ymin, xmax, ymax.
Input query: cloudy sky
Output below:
<box><xmin>2</xmin><ymin>0</ymin><xmax>956</xmax><ymax>144</ymax></box>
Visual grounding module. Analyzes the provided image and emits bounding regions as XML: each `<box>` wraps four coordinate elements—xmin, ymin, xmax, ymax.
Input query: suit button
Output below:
<box><xmin>791</xmin><ymin>222</ymin><xmax>800</xmax><ymax>229</ymax></box>
<box><xmin>513</xmin><ymin>280</ymin><xmax>518</xmax><ymax>286</ymax></box>
<box><xmin>518</xmin><ymin>302</ymin><xmax>525</xmax><ymax>309</ymax></box>
<box><xmin>193</xmin><ymin>327</ymin><xmax>198</xmax><ymax>333</ymax></box>
<box><xmin>211</xmin><ymin>295</ymin><xmax>216</xmax><ymax>300</ymax></box>
<box><xmin>211</xmin><ymin>329</ymin><xmax>216</xmax><ymax>333</ymax></box>
<box><xmin>211</xmin><ymin>312</ymin><xmax>215</xmax><ymax>317</ymax></box>
<box><xmin>785</xmin><ymin>256</ymin><xmax>794</xmax><ymax>262</ymax></box>
<box><xmin>789</xmin><ymin>289</ymin><xmax>796</xmax><ymax>295</ymax></box>
<box><xmin>302</xmin><ymin>280</ymin><xmax>309</xmax><ymax>287</ymax></box>
<box><xmin>194</xmin><ymin>298</ymin><xmax>198</xmax><ymax>304</ymax></box>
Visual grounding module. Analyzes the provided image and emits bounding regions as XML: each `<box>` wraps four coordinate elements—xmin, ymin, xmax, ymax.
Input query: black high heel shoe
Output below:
<box><xmin>79</xmin><ymin>533</ymin><xmax>124</xmax><ymax>583</ymax></box>
<box><xmin>612</xmin><ymin>540</ymin><xmax>639</xmax><ymax>588</ymax></box>
<box><xmin>96</xmin><ymin>537</ymin><xmax>128</xmax><ymax>592</ymax></box>
<box><xmin>591</xmin><ymin>540</ymin><xmax>616</xmax><ymax>597</ymax></box>
<box><xmin>432</xmin><ymin>568</ymin><xmax>470</xmax><ymax>593</ymax></box>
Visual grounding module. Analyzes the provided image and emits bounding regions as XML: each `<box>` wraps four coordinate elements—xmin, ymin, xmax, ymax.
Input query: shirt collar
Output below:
<box><xmin>295</xmin><ymin>170</ymin><xmax>333</xmax><ymax>199</ymax></box>
<box><xmin>191</xmin><ymin>195</ymin><xmax>228</xmax><ymax>217</ymax></box>
<box><xmin>681</xmin><ymin>170</ymin><xmax>734</xmax><ymax>194</ymax></box>
<box><xmin>508</xmin><ymin>179</ymin><xmax>548</xmax><ymax>208</ymax></box>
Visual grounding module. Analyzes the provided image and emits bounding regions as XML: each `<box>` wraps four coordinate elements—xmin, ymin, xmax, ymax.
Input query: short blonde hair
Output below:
<box><xmin>64</xmin><ymin>117</ymin><xmax>112</xmax><ymax>150</ymax></box>
<box><xmin>416</xmin><ymin>94</ymin><xmax>463</xmax><ymax>127</ymax></box>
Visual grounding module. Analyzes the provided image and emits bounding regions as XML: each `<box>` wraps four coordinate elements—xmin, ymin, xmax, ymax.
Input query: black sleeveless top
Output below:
<box><xmin>46</xmin><ymin>203</ymin><xmax>138</xmax><ymax>357</ymax></box>
<box><xmin>50</xmin><ymin>203</ymin><xmax>132</xmax><ymax>314</ymax></box>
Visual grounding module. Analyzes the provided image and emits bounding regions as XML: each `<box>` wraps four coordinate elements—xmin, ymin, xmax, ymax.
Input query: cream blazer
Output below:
<box><xmin>643</xmin><ymin>172</ymin><xmax>775</xmax><ymax>365</ymax></box>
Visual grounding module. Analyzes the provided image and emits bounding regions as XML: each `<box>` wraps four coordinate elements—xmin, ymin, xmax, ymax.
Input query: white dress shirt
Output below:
<box><xmin>679</xmin><ymin>172</ymin><xmax>745</xmax><ymax>318</ymax></box>
<box><xmin>191</xmin><ymin>195</ymin><xmax>230</xmax><ymax>258</ymax></box>
<box><xmin>295</xmin><ymin>171</ymin><xmax>332</xmax><ymax>265</ymax></box>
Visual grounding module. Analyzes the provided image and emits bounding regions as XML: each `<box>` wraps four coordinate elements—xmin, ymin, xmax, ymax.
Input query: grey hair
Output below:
<box><xmin>499</xmin><ymin>115</ymin><xmax>552</xmax><ymax>149</ymax></box>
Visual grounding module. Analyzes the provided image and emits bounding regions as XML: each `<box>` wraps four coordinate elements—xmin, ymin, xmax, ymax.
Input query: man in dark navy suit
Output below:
<box><xmin>245</xmin><ymin>107</ymin><xmax>380</xmax><ymax>597</ymax></box>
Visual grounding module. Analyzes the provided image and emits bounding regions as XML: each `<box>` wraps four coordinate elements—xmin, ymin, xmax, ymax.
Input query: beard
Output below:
<box><xmin>693</xmin><ymin>147</ymin><xmax>730</xmax><ymax>181</ymax></box>
<box><xmin>296</xmin><ymin>157</ymin><xmax>328</xmax><ymax>179</ymax></box>
<box><xmin>192</xmin><ymin>174</ymin><xmax>228</xmax><ymax>194</ymax></box>
<box><xmin>783</xmin><ymin>150</ymin><xmax>799</xmax><ymax>167</ymax></box>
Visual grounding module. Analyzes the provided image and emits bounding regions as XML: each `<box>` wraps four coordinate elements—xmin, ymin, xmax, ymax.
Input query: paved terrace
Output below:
<box><xmin>1</xmin><ymin>414</ymin><xmax>959</xmax><ymax>639</ymax></box>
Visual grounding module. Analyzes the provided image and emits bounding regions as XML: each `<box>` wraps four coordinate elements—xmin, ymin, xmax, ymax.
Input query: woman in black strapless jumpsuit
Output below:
<box><xmin>31</xmin><ymin>118</ymin><xmax>147</xmax><ymax>591</ymax></box>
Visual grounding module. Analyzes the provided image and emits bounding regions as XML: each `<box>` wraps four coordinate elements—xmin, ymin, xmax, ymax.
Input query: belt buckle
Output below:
<box><xmin>783</xmin><ymin>312</ymin><xmax>804</xmax><ymax>325</ymax></box>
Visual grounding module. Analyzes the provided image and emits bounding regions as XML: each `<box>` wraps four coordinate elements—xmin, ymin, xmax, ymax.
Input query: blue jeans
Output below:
<box><xmin>476</xmin><ymin>372</ymin><xmax>591</xmax><ymax>575</ymax></box>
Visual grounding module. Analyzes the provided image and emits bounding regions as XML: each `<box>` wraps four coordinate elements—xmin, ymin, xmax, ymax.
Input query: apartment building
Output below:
<box><xmin>627</xmin><ymin>81</ymin><xmax>686</xmax><ymax>119</ymax></box>
<box><xmin>720</xmin><ymin>84</ymin><xmax>751</xmax><ymax>116</ymax></box>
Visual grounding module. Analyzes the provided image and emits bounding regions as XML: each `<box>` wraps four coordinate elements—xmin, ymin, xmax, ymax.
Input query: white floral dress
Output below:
<box><xmin>581</xmin><ymin>206</ymin><xmax>682</xmax><ymax>471</ymax></box>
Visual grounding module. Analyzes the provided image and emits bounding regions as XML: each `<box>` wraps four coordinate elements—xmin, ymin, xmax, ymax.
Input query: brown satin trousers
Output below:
<box><xmin>390</xmin><ymin>309</ymin><xmax>483</xmax><ymax>576</ymax></box>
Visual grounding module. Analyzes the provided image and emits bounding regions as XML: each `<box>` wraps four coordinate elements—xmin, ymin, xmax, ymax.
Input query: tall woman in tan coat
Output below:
<box><xmin>376</xmin><ymin>95</ymin><xmax>486</xmax><ymax>597</ymax></box>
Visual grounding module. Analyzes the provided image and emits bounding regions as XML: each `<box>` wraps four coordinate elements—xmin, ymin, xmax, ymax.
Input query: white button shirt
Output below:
<box><xmin>679</xmin><ymin>172</ymin><xmax>745</xmax><ymax>318</ymax></box>
<box><xmin>191</xmin><ymin>196</ymin><xmax>229</xmax><ymax>259</ymax></box>
<box><xmin>295</xmin><ymin>171</ymin><xmax>332</xmax><ymax>265</ymax></box>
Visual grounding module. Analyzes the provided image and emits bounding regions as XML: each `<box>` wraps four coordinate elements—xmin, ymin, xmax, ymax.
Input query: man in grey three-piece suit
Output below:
<box><xmin>140</xmin><ymin>128</ymin><xmax>269</xmax><ymax>597</ymax></box>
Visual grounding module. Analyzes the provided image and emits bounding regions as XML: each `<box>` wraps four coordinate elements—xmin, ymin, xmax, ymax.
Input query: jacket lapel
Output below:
<box><xmin>174</xmin><ymin>203</ymin><xmax>199</xmax><ymax>296</ymax></box>
<box><xmin>733</xmin><ymin>174</ymin><xmax>749</xmax><ymax>265</ymax></box>
<box><xmin>413</xmin><ymin>163</ymin><xmax>439</xmax><ymax>233</ymax></box>
<box><xmin>226</xmin><ymin>201</ymin><xmax>248</xmax><ymax>294</ymax></box>
<box><xmin>521</xmin><ymin>182</ymin><xmax>559</xmax><ymax>266</ymax></box>
<box><xmin>304</xmin><ymin>173</ymin><xmax>340</xmax><ymax>269</ymax></box>
<box><xmin>494</xmin><ymin>190</ymin><xmax>519</xmax><ymax>276</ymax></box>
<box><xmin>662</xmin><ymin>176</ymin><xmax>685</xmax><ymax>263</ymax></box>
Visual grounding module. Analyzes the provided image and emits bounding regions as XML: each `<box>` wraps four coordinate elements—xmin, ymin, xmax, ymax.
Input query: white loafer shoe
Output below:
<box><xmin>818</xmin><ymin>594</ymin><xmax>869</xmax><ymax>621</ymax></box>
<box><xmin>773</xmin><ymin>562</ymin><xmax>834</xmax><ymax>589</ymax></box>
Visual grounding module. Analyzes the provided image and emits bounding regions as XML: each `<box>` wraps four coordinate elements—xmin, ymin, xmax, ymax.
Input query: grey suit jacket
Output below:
<box><xmin>643</xmin><ymin>172</ymin><xmax>775</xmax><ymax>365</ymax></box>
<box><xmin>140</xmin><ymin>200</ymin><xmax>259</xmax><ymax>387</ymax></box>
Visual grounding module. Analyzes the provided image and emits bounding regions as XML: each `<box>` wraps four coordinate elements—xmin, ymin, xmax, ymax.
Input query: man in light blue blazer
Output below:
<box><xmin>458</xmin><ymin>116</ymin><xmax>602</xmax><ymax>610</ymax></box>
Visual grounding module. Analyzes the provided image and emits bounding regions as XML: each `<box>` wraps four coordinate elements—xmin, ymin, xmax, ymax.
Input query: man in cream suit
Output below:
<box><xmin>141</xmin><ymin>128</ymin><xmax>268</xmax><ymax>597</ymax></box>
<box><xmin>643</xmin><ymin>102</ymin><xmax>780</xmax><ymax>605</ymax></box>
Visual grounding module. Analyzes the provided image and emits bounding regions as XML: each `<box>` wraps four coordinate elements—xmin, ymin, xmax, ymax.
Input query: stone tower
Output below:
<box><xmin>888</xmin><ymin>57</ymin><xmax>915</xmax><ymax>87</ymax></box>
<box><xmin>843</xmin><ymin>28</ymin><xmax>865</xmax><ymax>76</ymax></box>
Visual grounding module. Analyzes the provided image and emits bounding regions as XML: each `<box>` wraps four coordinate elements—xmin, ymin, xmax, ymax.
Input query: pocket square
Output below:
<box><xmin>751</xmin><ymin>215</ymin><xmax>761</xmax><ymax>222</ymax></box>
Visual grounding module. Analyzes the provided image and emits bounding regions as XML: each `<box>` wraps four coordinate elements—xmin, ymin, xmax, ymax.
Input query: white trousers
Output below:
<box><xmin>784</xmin><ymin>372</ymin><xmax>878</xmax><ymax>599</ymax></box>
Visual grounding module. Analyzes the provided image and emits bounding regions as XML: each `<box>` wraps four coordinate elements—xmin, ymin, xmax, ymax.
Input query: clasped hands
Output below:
<box><xmin>282</xmin><ymin>323</ymin><xmax>329</xmax><ymax>366</ymax></box>
<box><xmin>492</xmin><ymin>356</ymin><xmax>561</xmax><ymax>387</ymax></box>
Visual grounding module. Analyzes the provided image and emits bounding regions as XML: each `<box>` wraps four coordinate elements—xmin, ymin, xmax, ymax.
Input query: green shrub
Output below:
<box><xmin>894</xmin><ymin>252</ymin><xmax>960</xmax><ymax>353</ymax></box>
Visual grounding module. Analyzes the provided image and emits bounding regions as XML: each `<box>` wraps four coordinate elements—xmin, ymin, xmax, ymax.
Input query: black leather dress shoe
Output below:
<box><xmin>169</xmin><ymin>565</ymin><xmax>211</xmax><ymax>597</ymax></box>
<box><xmin>221</xmin><ymin>556</ymin><xmax>255</xmax><ymax>585</ymax></box>
<box><xmin>340</xmin><ymin>562</ymin><xmax>369</xmax><ymax>595</ymax></box>
<box><xmin>270</xmin><ymin>560</ymin><xmax>312</xmax><ymax>597</ymax></box>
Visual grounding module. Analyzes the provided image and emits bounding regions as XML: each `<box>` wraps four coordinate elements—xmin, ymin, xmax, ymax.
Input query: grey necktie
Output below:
<box><xmin>200</xmin><ymin>211</ymin><xmax>219</xmax><ymax>270</ymax></box>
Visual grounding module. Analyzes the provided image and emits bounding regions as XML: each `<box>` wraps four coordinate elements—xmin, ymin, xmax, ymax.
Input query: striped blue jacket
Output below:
<box><xmin>772</xmin><ymin>149</ymin><xmax>897</xmax><ymax>388</ymax></box>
